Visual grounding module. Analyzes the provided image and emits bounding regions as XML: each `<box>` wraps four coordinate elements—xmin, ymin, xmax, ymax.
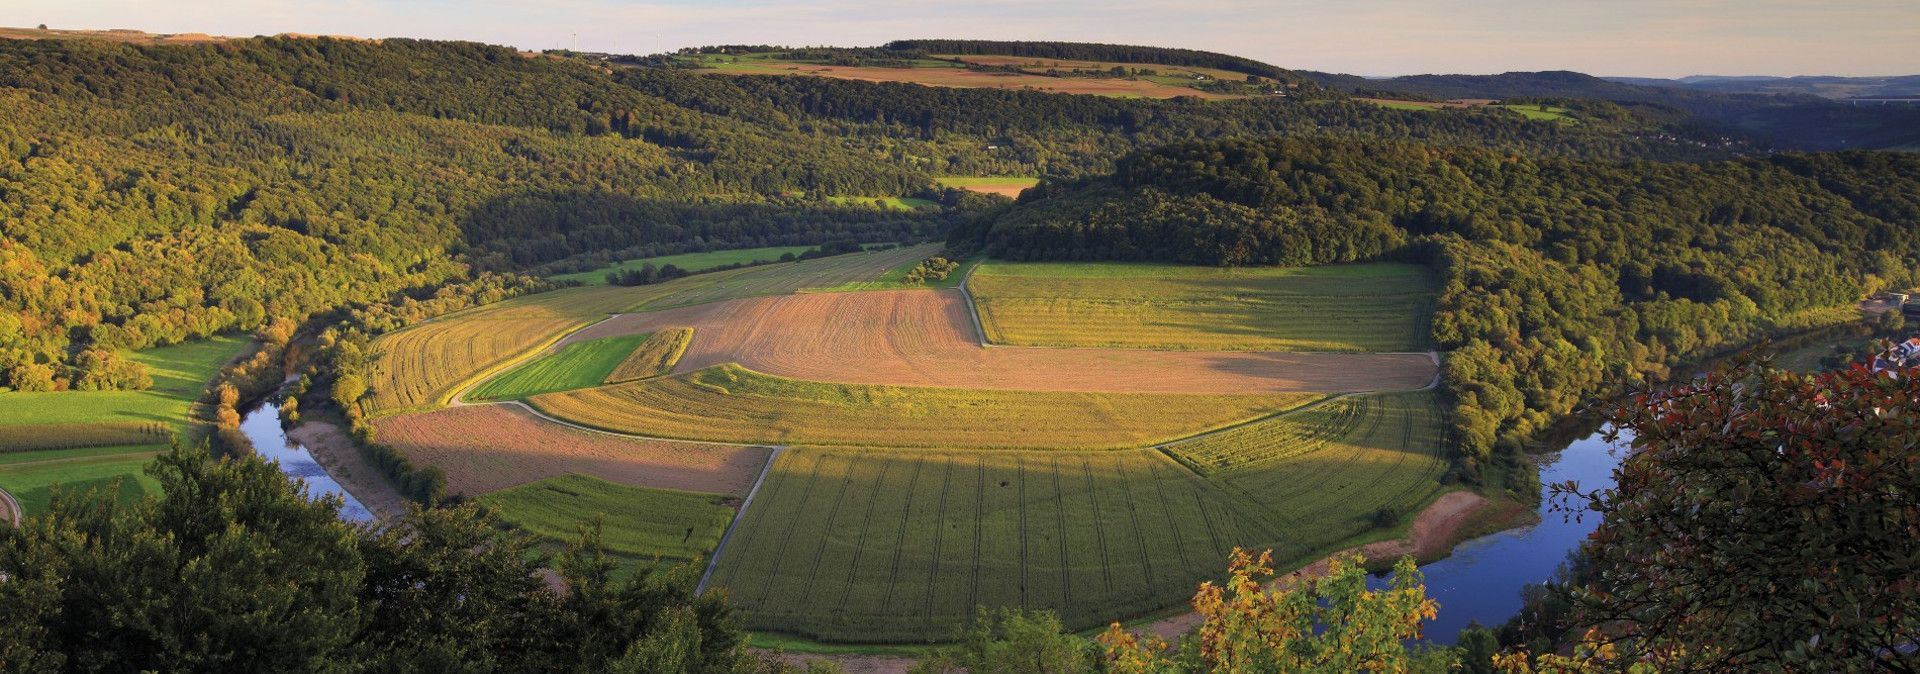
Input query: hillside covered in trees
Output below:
<box><xmin>0</xmin><ymin>34</ymin><xmax>1760</xmax><ymax>393</ymax></box>
<box><xmin>960</xmin><ymin>137</ymin><xmax>1920</xmax><ymax>472</ymax></box>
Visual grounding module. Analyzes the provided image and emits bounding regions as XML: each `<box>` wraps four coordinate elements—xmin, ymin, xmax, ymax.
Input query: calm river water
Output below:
<box><xmin>237</xmin><ymin>395</ymin><xmax>375</xmax><ymax>523</ymax></box>
<box><xmin>1375</xmin><ymin>426</ymin><xmax>1628</xmax><ymax>644</ymax></box>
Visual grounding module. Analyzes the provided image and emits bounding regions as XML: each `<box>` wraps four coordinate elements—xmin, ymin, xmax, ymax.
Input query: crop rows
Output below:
<box><xmin>1163</xmin><ymin>396</ymin><xmax>1371</xmax><ymax>474</ymax></box>
<box><xmin>528</xmin><ymin>364</ymin><xmax>1294</xmax><ymax>450</ymax></box>
<box><xmin>710</xmin><ymin>447</ymin><xmax>1246</xmax><ymax>642</ymax></box>
<box><xmin>0</xmin><ymin>421</ymin><xmax>171</xmax><ymax>453</ymax></box>
<box><xmin>969</xmin><ymin>261</ymin><xmax>1436</xmax><ymax>352</ymax></box>
<box><xmin>1218</xmin><ymin>391</ymin><xmax>1451</xmax><ymax>560</ymax></box>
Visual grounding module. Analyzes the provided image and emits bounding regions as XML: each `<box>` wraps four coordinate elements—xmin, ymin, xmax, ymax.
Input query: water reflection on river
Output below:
<box><xmin>1376</xmin><ymin>427</ymin><xmax>1628</xmax><ymax>644</ymax></box>
<box><xmin>238</xmin><ymin>396</ymin><xmax>374</xmax><ymax>523</ymax></box>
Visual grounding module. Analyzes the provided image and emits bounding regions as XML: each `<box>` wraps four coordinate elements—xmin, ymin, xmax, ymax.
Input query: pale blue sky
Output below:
<box><xmin>4</xmin><ymin>0</ymin><xmax>1916</xmax><ymax>77</ymax></box>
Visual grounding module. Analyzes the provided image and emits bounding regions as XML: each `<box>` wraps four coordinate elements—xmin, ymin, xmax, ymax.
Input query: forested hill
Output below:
<box><xmin>0</xmin><ymin>35</ymin><xmax>955</xmax><ymax>391</ymax></box>
<box><xmin>963</xmin><ymin>137</ymin><xmax>1920</xmax><ymax>475</ymax></box>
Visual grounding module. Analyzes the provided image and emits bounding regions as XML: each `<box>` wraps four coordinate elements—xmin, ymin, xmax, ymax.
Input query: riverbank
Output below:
<box><xmin>1141</xmin><ymin>489</ymin><xmax>1500</xmax><ymax>642</ymax></box>
<box><xmin>287</xmin><ymin>420</ymin><xmax>410</xmax><ymax>521</ymax></box>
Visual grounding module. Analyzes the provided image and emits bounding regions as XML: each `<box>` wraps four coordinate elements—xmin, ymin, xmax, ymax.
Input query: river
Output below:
<box><xmin>1374</xmin><ymin>426</ymin><xmax>1627</xmax><ymax>644</ymax></box>
<box><xmin>237</xmin><ymin>395</ymin><xmax>376</xmax><ymax>524</ymax></box>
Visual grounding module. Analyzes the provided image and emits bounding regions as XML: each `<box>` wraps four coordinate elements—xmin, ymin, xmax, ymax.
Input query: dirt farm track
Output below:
<box><xmin>559</xmin><ymin>289</ymin><xmax>1436</xmax><ymax>394</ymax></box>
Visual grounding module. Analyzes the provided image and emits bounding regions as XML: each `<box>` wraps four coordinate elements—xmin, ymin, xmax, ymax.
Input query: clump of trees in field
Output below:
<box><xmin>903</xmin><ymin>256</ymin><xmax>960</xmax><ymax>284</ymax></box>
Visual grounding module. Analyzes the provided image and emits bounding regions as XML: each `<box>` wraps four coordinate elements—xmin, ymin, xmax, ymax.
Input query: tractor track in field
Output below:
<box><xmin>696</xmin><ymin>445</ymin><xmax>785</xmax><ymax>595</ymax></box>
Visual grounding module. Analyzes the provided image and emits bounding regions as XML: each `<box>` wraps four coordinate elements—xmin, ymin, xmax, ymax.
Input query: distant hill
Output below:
<box><xmin>1297</xmin><ymin>68</ymin><xmax>1920</xmax><ymax>151</ymax></box>
<box><xmin>1605</xmin><ymin>74</ymin><xmax>1920</xmax><ymax>99</ymax></box>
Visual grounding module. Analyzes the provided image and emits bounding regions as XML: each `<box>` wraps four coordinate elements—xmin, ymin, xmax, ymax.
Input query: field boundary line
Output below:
<box><xmin>0</xmin><ymin>485</ymin><xmax>20</xmax><ymax>527</ymax></box>
<box><xmin>956</xmin><ymin>261</ymin><xmax>991</xmax><ymax>348</ymax></box>
<box><xmin>697</xmin><ymin>445</ymin><xmax>785</xmax><ymax>595</ymax></box>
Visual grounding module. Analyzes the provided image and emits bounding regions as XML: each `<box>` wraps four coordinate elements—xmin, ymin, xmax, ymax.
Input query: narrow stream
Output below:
<box><xmin>1375</xmin><ymin>426</ymin><xmax>1627</xmax><ymax>643</ymax></box>
<box><xmin>237</xmin><ymin>393</ymin><xmax>375</xmax><ymax>524</ymax></box>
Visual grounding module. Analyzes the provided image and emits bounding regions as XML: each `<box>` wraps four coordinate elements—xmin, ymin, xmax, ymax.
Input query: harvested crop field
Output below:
<box><xmin>934</xmin><ymin>176</ymin><xmax>1039</xmax><ymax>198</ymax></box>
<box><xmin>559</xmin><ymin>290</ymin><xmax>1436</xmax><ymax>394</ymax></box>
<box><xmin>969</xmin><ymin>261</ymin><xmax>1437</xmax><ymax>352</ymax></box>
<box><xmin>529</xmin><ymin>365</ymin><xmax>1311</xmax><ymax>450</ymax></box>
<box><xmin>374</xmin><ymin>404</ymin><xmax>770</xmax><ymax>497</ymax></box>
<box><xmin>710</xmin><ymin>446</ymin><xmax>1257</xmax><ymax>642</ymax></box>
<box><xmin>700</xmin><ymin>62</ymin><xmax>1242</xmax><ymax>99</ymax></box>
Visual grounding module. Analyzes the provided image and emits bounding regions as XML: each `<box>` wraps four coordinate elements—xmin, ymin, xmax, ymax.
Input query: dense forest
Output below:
<box><xmin>960</xmin><ymin>136</ymin><xmax>1920</xmax><ymax>473</ymax></box>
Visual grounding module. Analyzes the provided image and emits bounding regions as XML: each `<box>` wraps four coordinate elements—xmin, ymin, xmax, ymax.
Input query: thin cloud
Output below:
<box><xmin>3</xmin><ymin>0</ymin><xmax>1914</xmax><ymax>76</ymax></box>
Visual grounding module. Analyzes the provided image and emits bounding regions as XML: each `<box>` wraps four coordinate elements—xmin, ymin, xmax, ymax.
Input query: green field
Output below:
<box><xmin>969</xmin><ymin>262</ymin><xmax>1436</xmax><ymax>352</ymax></box>
<box><xmin>0</xmin><ymin>446</ymin><xmax>164</xmax><ymax>516</ymax></box>
<box><xmin>478</xmin><ymin>474</ymin><xmax>735</xmax><ymax>563</ymax></box>
<box><xmin>712</xmin><ymin>390</ymin><xmax>1453</xmax><ymax>642</ymax></box>
<box><xmin>530</xmin><ymin>364</ymin><xmax>1314</xmax><ymax>450</ymax></box>
<box><xmin>551</xmin><ymin>245</ymin><xmax>818</xmax><ymax>286</ymax></box>
<box><xmin>0</xmin><ymin>335</ymin><xmax>249</xmax><ymax>431</ymax></box>
<box><xmin>1492</xmin><ymin>104</ymin><xmax>1574</xmax><ymax>122</ymax></box>
<box><xmin>824</xmin><ymin>195</ymin><xmax>939</xmax><ymax>211</ymax></box>
<box><xmin>468</xmin><ymin>334</ymin><xmax>653</xmax><ymax>401</ymax></box>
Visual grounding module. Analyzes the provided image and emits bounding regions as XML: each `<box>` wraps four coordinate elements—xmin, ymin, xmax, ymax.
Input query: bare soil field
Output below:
<box><xmin>705</xmin><ymin>62</ymin><xmax>1242</xmax><ymax>100</ymax></box>
<box><xmin>375</xmin><ymin>405</ymin><xmax>771</xmax><ymax>497</ymax></box>
<box><xmin>560</xmin><ymin>290</ymin><xmax>1435</xmax><ymax>394</ymax></box>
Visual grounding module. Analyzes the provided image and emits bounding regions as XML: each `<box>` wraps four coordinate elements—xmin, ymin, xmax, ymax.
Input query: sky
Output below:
<box><xmin>4</xmin><ymin>0</ymin><xmax>1917</xmax><ymax>78</ymax></box>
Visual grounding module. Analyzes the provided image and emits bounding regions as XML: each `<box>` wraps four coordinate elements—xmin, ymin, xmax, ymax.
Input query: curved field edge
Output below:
<box><xmin>524</xmin><ymin>364</ymin><xmax>1320</xmax><ymax>450</ymax></box>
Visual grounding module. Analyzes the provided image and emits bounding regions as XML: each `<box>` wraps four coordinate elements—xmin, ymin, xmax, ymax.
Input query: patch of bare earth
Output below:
<box><xmin>1142</xmin><ymin>490</ymin><xmax>1492</xmax><ymax>641</ymax></box>
<box><xmin>375</xmin><ymin>405</ymin><xmax>770</xmax><ymax>497</ymax></box>
<box><xmin>289</xmin><ymin>421</ymin><xmax>412</xmax><ymax>521</ymax></box>
<box><xmin>560</xmin><ymin>290</ymin><xmax>1435</xmax><ymax>394</ymax></box>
